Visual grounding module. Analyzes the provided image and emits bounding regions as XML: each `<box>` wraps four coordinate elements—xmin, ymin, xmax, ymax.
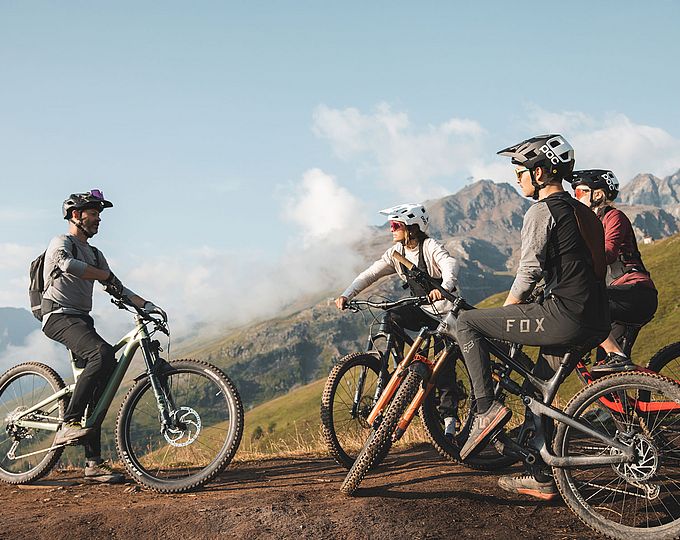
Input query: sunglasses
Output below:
<box><xmin>389</xmin><ymin>221</ymin><xmax>406</xmax><ymax>232</ymax></box>
<box><xmin>574</xmin><ymin>186</ymin><xmax>591</xmax><ymax>198</ymax></box>
<box><xmin>515</xmin><ymin>168</ymin><xmax>530</xmax><ymax>180</ymax></box>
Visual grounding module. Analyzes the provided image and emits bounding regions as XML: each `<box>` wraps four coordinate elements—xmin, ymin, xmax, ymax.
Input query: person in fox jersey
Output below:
<box><xmin>454</xmin><ymin>134</ymin><xmax>610</xmax><ymax>500</ymax></box>
<box><xmin>571</xmin><ymin>169</ymin><xmax>658</xmax><ymax>374</ymax></box>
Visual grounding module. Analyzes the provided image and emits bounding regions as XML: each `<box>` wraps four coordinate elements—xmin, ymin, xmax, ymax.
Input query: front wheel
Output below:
<box><xmin>321</xmin><ymin>352</ymin><xmax>391</xmax><ymax>469</ymax></box>
<box><xmin>553</xmin><ymin>372</ymin><xmax>680</xmax><ymax>540</ymax></box>
<box><xmin>340</xmin><ymin>369</ymin><xmax>422</xmax><ymax>496</ymax></box>
<box><xmin>0</xmin><ymin>363</ymin><xmax>67</xmax><ymax>484</ymax></box>
<box><xmin>116</xmin><ymin>359</ymin><xmax>244</xmax><ymax>493</ymax></box>
<box><xmin>646</xmin><ymin>341</ymin><xmax>680</xmax><ymax>381</ymax></box>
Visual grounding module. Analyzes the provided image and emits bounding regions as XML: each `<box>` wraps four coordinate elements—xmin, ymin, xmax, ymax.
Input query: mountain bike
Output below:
<box><xmin>320</xmin><ymin>296</ymin><xmax>527</xmax><ymax>471</ymax></box>
<box><xmin>341</xmin><ymin>259</ymin><xmax>680</xmax><ymax>539</ymax></box>
<box><xmin>0</xmin><ymin>297</ymin><xmax>244</xmax><ymax>493</ymax></box>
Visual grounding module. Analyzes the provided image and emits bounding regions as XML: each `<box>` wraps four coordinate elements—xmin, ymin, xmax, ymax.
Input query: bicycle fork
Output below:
<box><xmin>367</xmin><ymin>334</ymin><xmax>427</xmax><ymax>427</ymax></box>
<box><xmin>140</xmin><ymin>338</ymin><xmax>174</xmax><ymax>431</ymax></box>
<box><xmin>393</xmin><ymin>345</ymin><xmax>454</xmax><ymax>441</ymax></box>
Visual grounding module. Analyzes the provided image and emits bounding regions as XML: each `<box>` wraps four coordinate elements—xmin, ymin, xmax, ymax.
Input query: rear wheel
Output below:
<box><xmin>320</xmin><ymin>352</ymin><xmax>391</xmax><ymax>469</ymax></box>
<box><xmin>116</xmin><ymin>359</ymin><xmax>243</xmax><ymax>493</ymax></box>
<box><xmin>553</xmin><ymin>372</ymin><xmax>680</xmax><ymax>540</ymax></box>
<box><xmin>340</xmin><ymin>369</ymin><xmax>422</xmax><ymax>496</ymax></box>
<box><xmin>0</xmin><ymin>363</ymin><xmax>67</xmax><ymax>484</ymax></box>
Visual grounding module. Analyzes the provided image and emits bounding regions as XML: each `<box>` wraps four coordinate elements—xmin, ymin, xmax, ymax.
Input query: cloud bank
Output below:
<box><xmin>2</xmin><ymin>103</ymin><xmax>680</xmax><ymax>363</ymax></box>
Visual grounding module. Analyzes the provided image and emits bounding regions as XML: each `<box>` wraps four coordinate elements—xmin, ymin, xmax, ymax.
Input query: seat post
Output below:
<box><xmin>69</xmin><ymin>350</ymin><xmax>85</xmax><ymax>383</ymax></box>
<box><xmin>544</xmin><ymin>351</ymin><xmax>576</xmax><ymax>404</ymax></box>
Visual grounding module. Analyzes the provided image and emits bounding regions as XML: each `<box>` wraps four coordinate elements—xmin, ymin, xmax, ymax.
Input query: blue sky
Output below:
<box><xmin>2</xmin><ymin>1</ymin><xmax>680</xmax><ymax>341</ymax></box>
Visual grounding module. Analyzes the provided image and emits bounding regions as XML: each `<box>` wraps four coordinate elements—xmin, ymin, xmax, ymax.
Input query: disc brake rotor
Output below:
<box><xmin>163</xmin><ymin>407</ymin><xmax>201</xmax><ymax>447</ymax></box>
<box><xmin>356</xmin><ymin>397</ymin><xmax>374</xmax><ymax>429</ymax></box>
<box><xmin>611</xmin><ymin>434</ymin><xmax>659</xmax><ymax>482</ymax></box>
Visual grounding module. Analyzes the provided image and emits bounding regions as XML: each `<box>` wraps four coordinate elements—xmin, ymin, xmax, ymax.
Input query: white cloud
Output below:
<box><xmin>0</xmin><ymin>243</ymin><xmax>38</xmax><ymax>271</ymax></box>
<box><xmin>526</xmin><ymin>106</ymin><xmax>680</xmax><ymax>182</ymax></box>
<box><xmin>97</xmin><ymin>168</ymin><xmax>372</xmax><ymax>340</ymax></box>
<box><xmin>283</xmin><ymin>168</ymin><xmax>368</xmax><ymax>245</ymax></box>
<box><xmin>0</xmin><ymin>330</ymin><xmax>68</xmax><ymax>378</ymax></box>
<box><xmin>313</xmin><ymin>103</ymin><xmax>492</xmax><ymax>200</ymax></box>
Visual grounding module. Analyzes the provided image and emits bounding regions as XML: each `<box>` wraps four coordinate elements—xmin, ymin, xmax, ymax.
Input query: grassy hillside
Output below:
<box><xmin>238</xmin><ymin>233</ymin><xmax>680</xmax><ymax>455</ymax></box>
<box><xmin>241</xmin><ymin>379</ymin><xmax>326</xmax><ymax>455</ymax></box>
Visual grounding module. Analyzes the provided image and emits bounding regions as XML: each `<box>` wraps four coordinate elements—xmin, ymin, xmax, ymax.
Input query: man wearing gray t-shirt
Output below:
<box><xmin>42</xmin><ymin>190</ymin><xmax>166</xmax><ymax>483</ymax></box>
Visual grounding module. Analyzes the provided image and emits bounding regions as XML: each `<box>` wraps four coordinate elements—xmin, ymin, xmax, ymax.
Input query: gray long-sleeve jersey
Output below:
<box><xmin>42</xmin><ymin>234</ymin><xmax>136</xmax><ymax>324</ymax></box>
<box><xmin>341</xmin><ymin>237</ymin><xmax>460</xmax><ymax>316</ymax></box>
<box><xmin>508</xmin><ymin>191</ymin><xmax>609</xmax><ymax>330</ymax></box>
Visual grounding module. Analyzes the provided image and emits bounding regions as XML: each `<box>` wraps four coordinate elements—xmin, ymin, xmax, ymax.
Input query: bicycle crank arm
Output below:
<box><xmin>492</xmin><ymin>432</ymin><xmax>536</xmax><ymax>464</ymax></box>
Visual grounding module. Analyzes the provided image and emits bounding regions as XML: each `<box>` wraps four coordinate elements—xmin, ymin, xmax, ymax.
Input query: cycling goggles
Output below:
<box><xmin>89</xmin><ymin>189</ymin><xmax>105</xmax><ymax>200</ymax></box>
<box><xmin>574</xmin><ymin>186</ymin><xmax>591</xmax><ymax>198</ymax></box>
<box><xmin>515</xmin><ymin>167</ymin><xmax>530</xmax><ymax>180</ymax></box>
<box><xmin>389</xmin><ymin>221</ymin><xmax>406</xmax><ymax>232</ymax></box>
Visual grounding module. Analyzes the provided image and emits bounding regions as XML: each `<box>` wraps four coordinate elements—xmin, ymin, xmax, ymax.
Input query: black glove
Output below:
<box><xmin>143</xmin><ymin>301</ymin><xmax>168</xmax><ymax>322</ymax></box>
<box><xmin>103</xmin><ymin>272</ymin><xmax>124</xmax><ymax>298</ymax></box>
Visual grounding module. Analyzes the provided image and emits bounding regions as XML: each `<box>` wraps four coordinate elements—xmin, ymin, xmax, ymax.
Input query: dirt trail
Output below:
<box><xmin>0</xmin><ymin>445</ymin><xmax>592</xmax><ymax>539</ymax></box>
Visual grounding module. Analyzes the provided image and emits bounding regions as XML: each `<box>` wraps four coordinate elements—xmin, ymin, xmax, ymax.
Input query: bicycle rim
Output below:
<box><xmin>118</xmin><ymin>361</ymin><xmax>242</xmax><ymax>492</ymax></box>
<box><xmin>0</xmin><ymin>364</ymin><xmax>65</xmax><ymax>482</ymax></box>
<box><xmin>554</xmin><ymin>372</ymin><xmax>680</xmax><ymax>539</ymax></box>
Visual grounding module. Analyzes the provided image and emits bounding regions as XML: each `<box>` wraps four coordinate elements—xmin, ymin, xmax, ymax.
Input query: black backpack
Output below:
<box><xmin>29</xmin><ymin>239</ymin><xmax>100</xmax><ymax>321</ymax></box>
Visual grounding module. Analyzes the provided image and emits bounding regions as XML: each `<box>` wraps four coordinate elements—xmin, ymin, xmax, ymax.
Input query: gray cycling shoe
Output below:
<box><xmin>459</xmin><ymin>401</ymin><xmax>511</xmax><ymax>460</ymax></box>
<box><xmin>84</xmin><ymin>460</ymin><xmax>125</xmax><ymax>484</ymax></box>
<box><xmin>54</xmin><ymin>421</ymin><xmax>92</xmax><ymax>446</ymax></box>
<box><xmin>498</xmin><ymin>473</ymin><xmax>559</xmax><ymax>501</ymax></box>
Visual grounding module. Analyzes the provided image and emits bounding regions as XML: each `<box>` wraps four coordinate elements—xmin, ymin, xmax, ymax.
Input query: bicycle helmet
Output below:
<box><xmin>379</xmin><ymin>203</ymin><xmax>429</xmax><ymax>231</ymax></box>
<box><xmin>62</xmin><ymin>189</ymin><xmax>113</xmax><ymax>219</ymax></box>
<box><xmin>497</xmin><ymin>134</ymin><xmax>575</xmax><ymax>200</ymax></box>
<box><xmin>571</xmin><ymin>169</ymin><xmax>620</xmax><ymax>202</ymax></box>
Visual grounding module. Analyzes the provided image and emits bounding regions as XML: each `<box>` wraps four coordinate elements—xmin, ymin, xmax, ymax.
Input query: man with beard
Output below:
<box><xmin>42</xmin><ymin>190</ymin><xmax>166</xmax><ymax>483</ymax></box>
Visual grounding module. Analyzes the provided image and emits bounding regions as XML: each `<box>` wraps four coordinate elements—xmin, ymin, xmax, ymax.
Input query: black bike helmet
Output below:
<box><xmin>62</xmin><ymin>189</ymin><xmax>113</xmax><ymax>219</ymax></box>
<box><xmin>498</xmin><ymin>134</ymin><xmax>575</xmax><ymax>200</ymax></box>
<box><xmin>571</xmin><ymin>169</ymin><xmax>620</xmax><ymax>202</ymax></box>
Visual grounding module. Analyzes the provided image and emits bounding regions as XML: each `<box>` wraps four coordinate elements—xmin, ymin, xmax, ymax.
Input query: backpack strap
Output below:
<box><xmin>567</xmin><ymin>198</ymin><xmax>607</xmax><ymax>281</ymax></box>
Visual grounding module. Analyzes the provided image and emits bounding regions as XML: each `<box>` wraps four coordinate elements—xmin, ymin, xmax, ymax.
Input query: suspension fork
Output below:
<box><xmin>394</xmin><ymin>344</ymin><xmax>453</xmax><ymax>439</ymax></box>
<box><xmin>367</xmin><ymin>332</ymin><xmax>427</xmax><ymax>427</ymax></box>
<box><xmin>140</xmin><ymin>337</ymin><xmax>173</xmax><ymax>429</ymax></box>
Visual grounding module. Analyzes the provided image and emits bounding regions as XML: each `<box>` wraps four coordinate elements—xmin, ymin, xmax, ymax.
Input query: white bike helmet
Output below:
<box><xmin>379</xmin><ymin>203</ymin><xmax>429</xmax><ymax>231</ymax></box>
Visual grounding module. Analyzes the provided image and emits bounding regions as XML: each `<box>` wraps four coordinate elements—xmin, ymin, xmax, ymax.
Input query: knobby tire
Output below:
<box><xmin>0</xmin><ymin>363</ymin><xmax>67</xmax><ymax>484</ymax></box>
<box><xmin>116</xmin><ymin>359</ymin><xmax>243</xmax><ymax>493</ymax></box>
<box><xmin>340</xmin><ymin>369</ymin><xmax>422</xmax><ymax>496</ymax></box>
<box><xmin>321</xmin><ymin>352</ymin><xmax>391</xmax><ymax>469</ymax></box>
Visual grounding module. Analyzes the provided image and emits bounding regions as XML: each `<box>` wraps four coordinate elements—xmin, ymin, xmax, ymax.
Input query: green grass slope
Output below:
<box><xmin>241</xmin><ymin>378</ymin><xmax>326</xmax><ymax>455</ymax></box>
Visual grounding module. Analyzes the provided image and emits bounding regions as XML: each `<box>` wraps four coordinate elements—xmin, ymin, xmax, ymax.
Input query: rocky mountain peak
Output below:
<box><xmin>620</xmin><ymin>169</ymin><xmax>680</xmax><ymax>208</ymax></box>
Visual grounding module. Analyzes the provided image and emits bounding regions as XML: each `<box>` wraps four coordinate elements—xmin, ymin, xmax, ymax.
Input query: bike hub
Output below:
<box><xmin>611</xmin><ymin>434</ymin><xmax>659</xmax><ymax>483</ymax></box>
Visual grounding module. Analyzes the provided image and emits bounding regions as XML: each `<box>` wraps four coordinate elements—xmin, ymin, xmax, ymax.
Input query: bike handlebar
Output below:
<box><xmin>111</xmin><ymin>296</ymin><xmax>170</xmax><ymax>335</ymax></box>
<box><xmin>346</xmin><ymin>295</ymin><xmax>430</xmax><ymax>312</ymax></box>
